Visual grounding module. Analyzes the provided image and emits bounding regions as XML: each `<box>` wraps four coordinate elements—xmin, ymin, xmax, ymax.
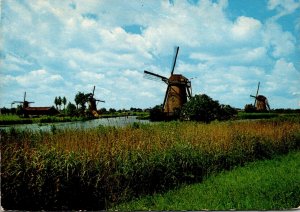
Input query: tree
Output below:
<box><xmin>181</xmin><ymin>94</ymin><xmax>236</xmax><ymax>122</ymax></box>
<box><xmin>218</xmin><ymin>104</ymin><xmax>238</xmax><ymax>120</ymax></box>
<box><xmin>54</xmin><ymin>97</ymin><xmax>59</xmax><ymax>110</ymax></box>
<box><xmin>149</xmin><ymin>104</ymin><xmax>164</xmax><ymax>121</ymax></box>
<box><xmin>99</xmin><ymin>107</ymin><xmax>107</xmax><ymax>114</ymax></box>
<box><xmin>62</xmin><ymin>96</ymin><xmax>67</xmax><ymax>110</ymax></box>
<box><xmin>66</xmin><ymin>102</ymin><xmax>77</xmax><ymax>116</ymax></box>
<box><xmin>16</xmin><ymin>105</ymin><xmax>23</xmax><ymax>117</ymax></box>
<box><xmin>75</xmin><ymin>92</ymin><xmax>84</xmax><ymax>109</ymax></box>
<box><xmin>109</xmin><ymin>108</ymin><xmax>116</xmax><ymax>113</ymax></box>
<box><xmin>244</xmin><ymin>104</ymin><xmax>256</xmax><ymax>113</ymax></box>
<box><xmin>74</xmin><ymin>92</ymin><xmax>89</xmax><ymax>115</ymax></box>
<box><xmin>57</xmin><ymin>96</ymin><xmax>62</xmax><ymax>111</ymax></box>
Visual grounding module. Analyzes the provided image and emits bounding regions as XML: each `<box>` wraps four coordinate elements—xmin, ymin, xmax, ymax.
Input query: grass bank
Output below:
<box><xmin>0</xmin><ymin>114</ymin><xmax>92</xmax><ymax>125</ymax></box>
<box><xmin>0</xmin><ymin>112</ymin><xmax>149</xmax><ymax>125</ymax></box>
<box><xmin>237</xmin><ymin>111</ymin><xmax>300</xmax><ymax>120</ymax></box>
<box><xmin>114</xmin><ymin>151</ymin><xmax>300</xmax><ymax>210</ymax></box>
<box><xmin>237</xmin><ymin>112</ymin><xmax>279</xmax><ymax>119</ymax></box>
<box><xmin>1</xmin><ymin>119</ymin><xmax>300</xmax><ymax>210</ymax></box>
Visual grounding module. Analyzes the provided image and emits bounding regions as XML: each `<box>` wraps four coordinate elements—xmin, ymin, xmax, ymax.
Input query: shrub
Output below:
<box><xmin>149</xmin><ymin>105</ymin><xmax>164</xmax><ymax>121</ymax></box>
<box><xmin>181</xmin><ymin>94</ymin><xmax>237</xmax><ymax>122</ymax></box>
<box><xmin>244</xmin><ymin>104</ymin><xmax>256</xmax><ymax>113</ymax></box>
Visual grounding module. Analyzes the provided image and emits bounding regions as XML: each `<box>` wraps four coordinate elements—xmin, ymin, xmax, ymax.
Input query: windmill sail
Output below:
<box><xmin>144</xmin><ymin>70</ymin><xmax>168</xmax><ymax>83</ymax></box>
<box><xmin>171</xmin><ymin>46</ymin><xmax>179</xmax><ymax>75</ymax></box>
<box><xmin>254</xmin><ymin>82</ymin><xmax>260</xmax><ymax>106</ymax></box>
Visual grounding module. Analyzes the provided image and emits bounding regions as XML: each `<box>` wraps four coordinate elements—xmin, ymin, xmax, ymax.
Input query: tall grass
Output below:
<box><xmin>1</xmin><ymin>119</ymin><xmax>300</xmax><ymax>210</ymax></box>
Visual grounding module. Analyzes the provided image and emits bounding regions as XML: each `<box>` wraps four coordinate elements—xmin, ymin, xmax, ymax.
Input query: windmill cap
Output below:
<box><xmin>256</xmin><ymin>95</ymin><xmax>267</xmax><ymax>101</ymax></box>
<box><xmin>169</xmin><ymin>74</ymin><xmax>188</xmax><ymax>81</ymax></box>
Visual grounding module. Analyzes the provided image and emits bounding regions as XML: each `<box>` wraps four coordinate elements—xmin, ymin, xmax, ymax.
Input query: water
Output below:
<box><xmin>0</xmin><ymin>116</ymin><xmax>150</xmax><ymax>132</ymax></box>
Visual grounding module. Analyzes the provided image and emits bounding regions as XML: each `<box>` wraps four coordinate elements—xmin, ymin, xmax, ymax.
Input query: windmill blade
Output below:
<box><xmin>144</xmin><ymin>70</ymin><xmax>168</xmax><ymax>83</ymax></box>
<box><xmin>255</xmin><ymin>82</ymin><xmax>260</xmax><ymax>97</ymax></box>
<box><xmin>92</xmin><ymin>86</ymin><xmax>95</xmax><ymax>97</ymax></box>
<box><xmin>254</xmin><ymin>82</ymin><xmax>260</xmax><ymax>106</ymax></box>
<box><xmin>96</xmin><ymin>100</ymin><xmax>105</xmax><ymax>106</ymax></box>
<box><xmin>186</xmin><ymin>82</ymin><xmax>192</xmax><ymax>99</ymax></box>
<box><xmin>170</xmin><ymin>46</ymin><xmax>179</xmax><ymax>75</ymax></box>
<box><xmin>162</xmin><ymin>84</ymin><xmax>171</xmax><ymax>111</ymax></box>
<box><xmin>24</xmin><ymin>92</ymin><xmax>26</xmax><ymax>102</ymax></box>
<box><xmin>265</xmin><ymin>98</ymin><xmax>270</xmax><ymax>110</ymax></box>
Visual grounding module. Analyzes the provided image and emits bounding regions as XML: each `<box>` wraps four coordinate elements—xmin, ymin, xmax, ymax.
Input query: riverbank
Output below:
<box><xmin>0</xmin><ymin>112</ymin><xmax>150</xmax><ymax>126</ymax></box>
<box><xmin>0</xmin><ymin>116</ymin><xmax>150</xmax><ymax>132</ymax></box>
<box><xmin>0</xmin><ymin>114</ymin><xmax>92</xmax><ymax>125</ymax></box>
<box><xmin>1</xmin><ymin>111</ymin><xmax>298</xmax><ymax>126</ymax></box>
<box><xmin>1</xmin><ymin>118</ymin><xmax>300</xmax><ymax>210</ymax></box>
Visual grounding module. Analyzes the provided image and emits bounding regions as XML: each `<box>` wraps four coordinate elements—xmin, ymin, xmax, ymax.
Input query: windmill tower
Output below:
<box><xmin>250</xmin><ymin>82</ymin><xmax>270</xmax><ymax>111</ymax></box>
<box><xmin>12</xmin><ymin>92</ymin><xmax>34</xmax><ymax>109</ymax></box>
<box><xmin>144</xmin><ymin>46</ymin><xmax>192</xmax><ymax>117</ymax></box>
<box><xmin>88</xmin><ymin>86</ymin><xmax>105</xmax><ymax>117</ymax></box>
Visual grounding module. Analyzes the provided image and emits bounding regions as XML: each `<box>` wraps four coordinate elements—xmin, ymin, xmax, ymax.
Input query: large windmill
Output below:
<box><xmin>144</xmin><ymin>46</ymin><xmax>192</xmax><ymax>117</ymax></box>
<box><xmin>250</xmin><ymin>82</ymin><xmax>270</xmax><ymax>111</ymax></box>
<box><xmin>87</xmin><ymin>86</ymin><xmax>105</xmax><ymax>117</ymax></box>
<box><xmin>12</xmin><ymin>92</ymin><xmax>34</xmax><ymax>109</ymax></box>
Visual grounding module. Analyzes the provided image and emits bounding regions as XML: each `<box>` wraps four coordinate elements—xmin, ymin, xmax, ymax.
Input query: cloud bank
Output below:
<box><xmin>1</xmin><ymin>0</ymin><xmax>299</xmax><ymax>109</ymax></box>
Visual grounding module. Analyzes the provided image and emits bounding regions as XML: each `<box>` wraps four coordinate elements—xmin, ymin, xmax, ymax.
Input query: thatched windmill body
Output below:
<box><xmin>250</xmin><ymin>82</ymin><xmax>270</xmax><ymax>111</ymax></box>
<box><xmin>88</xmin><ymin>86</ymin><xmax>105</xmax><ymax>117</ymax></box>
<box><xmin>144</xmin><ymin>47</ymin><xmax>192</xmax><ymax>117</ymax></box>
<box><xmin>12</xmin><ymin>92</ymin><xmax>34</xmax><ymax>109</ymax></box>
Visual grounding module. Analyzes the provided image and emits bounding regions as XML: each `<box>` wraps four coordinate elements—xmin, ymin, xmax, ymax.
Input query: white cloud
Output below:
<box><xmin>231</xmin><ymin>16</ymin><xmax>262</xmax><ymax>40</ymax></box>
<box><xmin>263</xmin><ymin>22</ymin><xmax>296</xmax><ymax>58</ymax></box>
<box><xmin>140</xmin><ymin>91</ymin><xmax>155</xmax><ymax>98</ymax></box>
<box><xmin>269</xmin><ymin>58</ymin><xmax>299</xmax><ymax>85</ymax></box>
<box><xmin>75</xmin><ymin>71</ymin><xmax>105</xmax><ymax>83</ymax></box>
<box><xmin>265</xmin><ymin>59</ymin><xmax>300</xmax><ymax>108</ymax></box>
<box><xmin>7</xmin><ymin>69</ymin><xmax>63</xmax><ymax>87</ymax></box>
<box><xmin>267</xmin><ymin>0</ymin><xmax>300</xmax><ymax>19</ymax></box>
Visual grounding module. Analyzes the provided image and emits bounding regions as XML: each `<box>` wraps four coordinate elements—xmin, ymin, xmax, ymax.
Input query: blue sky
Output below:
<box><xmin>1</xmin><ymin>0</ymin><xmax>300</xmax><ymax>109</ymax></box>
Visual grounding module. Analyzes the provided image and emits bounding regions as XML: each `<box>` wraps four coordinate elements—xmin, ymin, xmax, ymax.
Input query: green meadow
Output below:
<box><xmin>114</xmin><ymin>150</ymin><xmax>300</xmax><ymax>210</ymax></box>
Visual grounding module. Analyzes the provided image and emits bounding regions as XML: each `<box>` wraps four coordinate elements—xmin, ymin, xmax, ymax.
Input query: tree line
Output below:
<box><xmin>54</xmin><ymin>96</ymin><xmax>67</xmax><ymax>110</ymax></box>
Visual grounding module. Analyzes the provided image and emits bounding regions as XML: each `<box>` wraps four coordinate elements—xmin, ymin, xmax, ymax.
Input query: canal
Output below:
<box><xmin>0</xmin><ymin>116</ymin><xmax>150</xmax><ymax>132</ymax></box>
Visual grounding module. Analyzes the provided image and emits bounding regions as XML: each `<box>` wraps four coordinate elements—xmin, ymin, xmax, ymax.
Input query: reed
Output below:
<box><xmin>1</xmin><ymin>119</ymin><xmax>300</xmax><ymax>210</ymax></box>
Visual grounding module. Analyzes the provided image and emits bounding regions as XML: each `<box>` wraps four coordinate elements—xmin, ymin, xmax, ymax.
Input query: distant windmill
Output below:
<box><xmin>250</xmin><ymin>82</ymin><xmax>270</xmax><ymax>111</ymax></box>
<box><xmin>144</xmin><ymin>46</ymin><xmax>192</xmax><ymax>117</ymax></box>
<box><xmin>12</xmin><ymin>92</ymin><xmax>34</xmax><ymax>109</ymax></box>
<box><xmin>88</xmin><ymin>86</ymin><xmax>105</xmax><ymax>117</ymax></box>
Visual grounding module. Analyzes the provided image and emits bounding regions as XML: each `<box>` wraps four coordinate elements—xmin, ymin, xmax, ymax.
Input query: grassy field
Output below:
<box><xmin>1</xmin><ymin>118</ymin><xmax>300</xmax><ymax>210</ymax></box>
<box><xmin>114</xmin><ymin>150</ymin><xmax>300</xmax><ymax>210</ymax></box>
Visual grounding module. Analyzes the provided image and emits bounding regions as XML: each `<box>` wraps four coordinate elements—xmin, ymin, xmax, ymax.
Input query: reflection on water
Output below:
<box><xmin>0</xmin><ymin>116</ymin><xmax>150</xmax><ymax>131</ymax></box>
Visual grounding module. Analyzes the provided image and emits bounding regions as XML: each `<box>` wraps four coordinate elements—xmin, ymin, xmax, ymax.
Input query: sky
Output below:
<box><xmin>1</xmin><ymin>0</ymin><xmax>300</xmax><ymax>110</ymax></box>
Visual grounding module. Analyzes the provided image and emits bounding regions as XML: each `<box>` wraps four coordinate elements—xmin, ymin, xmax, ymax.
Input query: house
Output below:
<box><xmin>23</xmin><ymin>106</ymin><xmax>59</xmax><ymax>116</ymax></box>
